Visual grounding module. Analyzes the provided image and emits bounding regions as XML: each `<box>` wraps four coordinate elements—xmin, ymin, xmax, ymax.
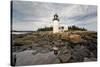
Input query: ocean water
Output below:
<box><xmin>12</xmin><ymin>32</ymin><xmax>29</xmax><ymax>34</ymax></box>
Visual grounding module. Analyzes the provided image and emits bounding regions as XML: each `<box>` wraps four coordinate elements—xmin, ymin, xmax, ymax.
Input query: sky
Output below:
<box><xmin>12</xmin><ymin>1</ymin><xmax>97</xmax><ymax>31</ymax></box>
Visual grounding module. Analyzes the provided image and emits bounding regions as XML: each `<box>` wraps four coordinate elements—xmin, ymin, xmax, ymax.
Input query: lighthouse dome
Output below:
<box><xmin>53</xmin><ymin>14</ymin><xmax>59</xmax><ymax>21</ymax></box>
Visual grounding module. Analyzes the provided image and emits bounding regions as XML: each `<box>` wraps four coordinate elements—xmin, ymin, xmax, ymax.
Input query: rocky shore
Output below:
<box><xmin>11</xmin><ymin>31</ymin><xmax>97</xmax><ymax>66</ymax></box>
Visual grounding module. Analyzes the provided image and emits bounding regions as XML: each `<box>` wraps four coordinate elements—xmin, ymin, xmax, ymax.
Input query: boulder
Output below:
<box><xmin>58</xmin><ymin>54</ymin><xmax>71</xmax><ymax>63</ymax></box>
<box><xmin>69</xmin><ymin>34</ymin><xmax>81</xmax><ymax>43</ymax></box>
<box><xmin>71</xmin><ymin>45</ymin><xmax>90</xmax><ymax>62</ymax></box>
<box><xmin>58</xmin><ymin>46</ymin><xmax>71</xmax><ymax>63</ymax></box>
<box><xmin>84</xmin><ymin>57</ymin><xmax>97</xmax><ymax>62</ymax></box>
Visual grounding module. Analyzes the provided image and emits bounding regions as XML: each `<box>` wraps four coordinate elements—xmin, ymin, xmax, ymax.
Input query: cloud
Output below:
<box><xmin>12</xmin><ymin>1</ymin><xmax>97</xmax><ymax>31</ymax></box>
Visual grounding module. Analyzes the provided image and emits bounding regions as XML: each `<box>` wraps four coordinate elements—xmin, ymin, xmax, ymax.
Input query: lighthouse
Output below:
<box><xmin>52</xmin><ymin>14</ymin><xmax>59</xmax><ymax>33</ymax></box>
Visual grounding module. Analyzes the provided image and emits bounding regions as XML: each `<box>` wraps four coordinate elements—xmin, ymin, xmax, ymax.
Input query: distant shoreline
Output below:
<box><xmin>11</xmin><ymin>31</ymin><xmax>35</xmax><ymax>32</ymax></box>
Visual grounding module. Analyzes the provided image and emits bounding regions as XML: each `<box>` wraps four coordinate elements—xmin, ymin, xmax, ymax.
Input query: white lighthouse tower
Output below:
<box><xmin>52</xmin><ymin>14</ymin><xmax>59</xmax><ymax>33</ymax></box>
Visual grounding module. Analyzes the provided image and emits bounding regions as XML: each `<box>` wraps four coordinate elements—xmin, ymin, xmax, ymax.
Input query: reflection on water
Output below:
<box><xmin>13</xmin><ymin>50</ymin><xmax>56</xmax><ymax>66</ymax></box>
